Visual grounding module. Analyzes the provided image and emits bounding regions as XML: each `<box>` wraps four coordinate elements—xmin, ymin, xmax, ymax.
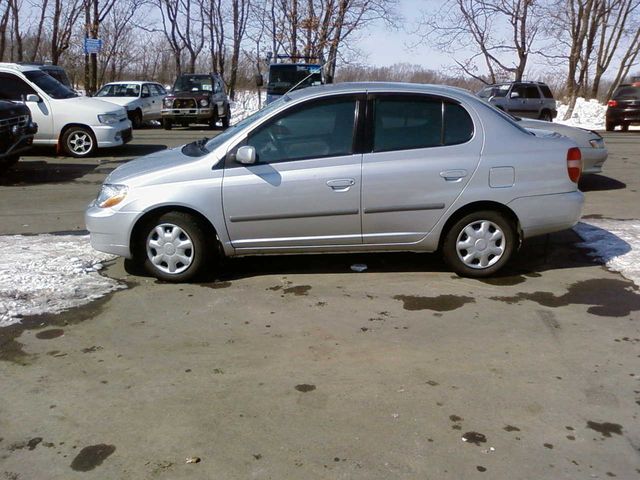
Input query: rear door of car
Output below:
<box><xmin>222</xmin><ymin>94</ymin><xmax>364</xmax><ymax>250</ymax></box>
<box><xmin>361</xmin><ymin>93</ymin><xmax>481</xmax><ymax>244</ymax></box>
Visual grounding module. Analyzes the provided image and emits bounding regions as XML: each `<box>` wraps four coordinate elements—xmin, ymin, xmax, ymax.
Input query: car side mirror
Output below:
<box><xmin>236</xmin><ymin>145</ymin><xmax>257</xmax><ymax>165</ymax></box>
<box><xmin>26</xmin><ymin>94</ymin><xmax>41</xmax><ymax>103</ymax></box>
<box><xmin>510</xmin><ymin>91</ymin><xmax>520</xmax><ymax>99</ymax></box>
<box><xmin>255</xmin><ymin>74</ymin><xmax>264</xmax><ymax>87</ymax></box>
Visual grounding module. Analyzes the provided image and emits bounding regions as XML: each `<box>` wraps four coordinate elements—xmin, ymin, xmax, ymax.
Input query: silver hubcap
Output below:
<box><xmin>146</xmin><ymin>223</ymin><xmax>194</xmax><ymax>275</ymax></box>
<box><xmin>455</xmin><ymin>220</ymin><xmax>505</xmax><ymax>269</ymax></box>
<box><xmin>68</xmin><ymin>131</ymin><xmax>93</xmax><ymax>155</ymax></box>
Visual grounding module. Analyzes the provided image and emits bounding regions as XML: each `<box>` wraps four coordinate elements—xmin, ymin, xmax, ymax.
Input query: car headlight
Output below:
<box><xmin>95</xmin><ymin>184</ymin><xmax>128</xmax><ymax>208</ymax></box>
<box><xmin>589</xmin><ymin>138</ymin><xmax>605</xmax><ymax>149</ymax></box>
<box><xmin>199</xmin><ymin>98</ymin><xmax>209</xmax><ymax>107</ymax></box>
<box><xmin>98</xmin><ymin>113</ymin><xmax>120</xmax><ymax>125</ymax></box>
<box><xmin>164</xmin><ymin>98</ymin><xmax>173</xmax><ymax>107</ymax></box>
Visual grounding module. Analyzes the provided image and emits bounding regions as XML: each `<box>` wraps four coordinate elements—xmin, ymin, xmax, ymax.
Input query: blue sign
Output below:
<box><xmin>84</xmin><ymin>38</ymin><xmax>102</xmax><ymax>54</ymax></box>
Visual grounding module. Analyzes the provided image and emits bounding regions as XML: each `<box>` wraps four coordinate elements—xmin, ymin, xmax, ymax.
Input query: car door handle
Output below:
<box><xmin>440</xmin><ymin>169</ymin><xmax>468</xmax><ymax>182</ymax></box>
<box><xmin>327</xmin><ymin>178</ymin><xmax>355</xmax><ymax>191</ymax></box>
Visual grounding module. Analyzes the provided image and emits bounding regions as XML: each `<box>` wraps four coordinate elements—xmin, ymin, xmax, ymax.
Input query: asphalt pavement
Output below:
<box><xmin>1</xmin><ymin>127</ymin><xmax>639</xmax><ymax>479</ymax></box>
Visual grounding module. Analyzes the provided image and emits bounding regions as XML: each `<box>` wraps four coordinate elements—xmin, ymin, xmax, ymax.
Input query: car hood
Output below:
<box><xmin>60</xmin><ymin>96</ymin><xmax>126</xmax><ymax>115</ymax></box>
<box><xmin>94</xmin><ymin>97</ymin><xmax>140</xmax><ymax>109</ymax></box>
<box><xmin>105</xmin><ymin>146</ymin><xmax>208</xmax><ymax>186</ymax></box>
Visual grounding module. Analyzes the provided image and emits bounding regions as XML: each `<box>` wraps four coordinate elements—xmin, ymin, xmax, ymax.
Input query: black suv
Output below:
<box><xmin>477</xmin><ymin>81</ymin><xmax>557</xmax><ymax>121</ymax></box>
<box><xmin>0</xmin><ymin>100</ymin><xmax>37</xmax><ymax>172</ymax></box>
<box><xmin>606</xmin><ymin>83</ymin><xmax>640</xmax><ymax>131</ymax></box>
<box><xmin>162</xmin><ymin>73</ymin><xmax>231</xmax><ymax>129</ymax></box>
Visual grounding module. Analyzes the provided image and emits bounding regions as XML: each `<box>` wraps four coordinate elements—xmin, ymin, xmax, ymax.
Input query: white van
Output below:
<box><xmin>0</xmin><ymin>63</ymin><xmax>132</xmax><ymax>157</ymax></box>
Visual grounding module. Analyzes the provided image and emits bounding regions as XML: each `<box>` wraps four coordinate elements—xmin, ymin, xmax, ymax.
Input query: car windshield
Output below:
<box><xmin>477</xmin><ymin>85</ymin><xmax>510</xmax><ymax>98</ymax></box>
<box><xmin>43</xmin><ymin>69</ymin><xmax>72</xmax><ymax>88</ymax></box>
<box><xmin>203</xmin><ymin>95</ymin><xmax>290</xmax><ymax>154</ymax></box>
<box><xmin>613</xmin><ymin>86</ymin><xmax>640</xmax><ymax>100</ymax></box>
<box><xmin>96</xmin><ymin>84</ymin><xmax>140</xmax><ymax>97</ymax></box>
<box><xmin>24</xmin><ymin>70</ymin><xmax>77</xmax><ymax>99</ymax></box>
<box><xmin>267</xmin><ymin>65</ymin><xmax>322</xmax><ymax>96</ymax></box>
<box><xmin>173</xmin><ymin>75</ymin><xmax>213</xmax><ymax>93</ymax></box>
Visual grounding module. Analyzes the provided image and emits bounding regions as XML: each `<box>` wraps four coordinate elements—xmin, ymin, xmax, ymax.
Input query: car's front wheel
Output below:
<box><xmin>443</xmin><ymin>210</ymin><xmax>516</xmax><ymax>278</ymax></box>
<box><xmin>61</xmin><ymin>126</ymin><xmax>96</xmax><ymax>157</ymax></box>
<box><xmin>162</xmin><ymin>118</ymin><xmax>172</xmax><ymax>130</ymax></box>
<box><xmin>138</xmin><ymin>211</ymin><xmax>212</xmax><ymax>282</ymax></box>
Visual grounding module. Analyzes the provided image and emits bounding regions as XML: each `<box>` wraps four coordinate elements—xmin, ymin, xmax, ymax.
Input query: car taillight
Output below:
<box><xmin>567</xmin><ymin>147</ymin><xmax>582</xmax><ymax>183</ymax></box>
<box><xmin>607</xmin><ymin>99</ymin><xmax>618</xmax><ymax>107</ymax></box>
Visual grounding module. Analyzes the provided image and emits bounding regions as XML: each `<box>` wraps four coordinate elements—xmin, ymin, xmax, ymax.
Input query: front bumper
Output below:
<box><xmin>162</xmin><ymin>107</ymin><xmax>213</xmax><ymax>121</ymax></box>
<box><xmin>85</xmin><ymin>204</ymin><xmax>140</xmax><ymax>258</ymax></box>
<box><xmin>509</xmin><ymin>191</ymin><xmax>584</xmax><ymax>238</ymax></box>
<box><xmin>93</xmin><ymin>120</ymin><xmax>133</xmax><ymax>148</ymax></box>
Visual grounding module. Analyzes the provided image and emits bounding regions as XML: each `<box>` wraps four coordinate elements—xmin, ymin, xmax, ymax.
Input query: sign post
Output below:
<box><xmin>83</xmin><ymin>38</ymin><xmax>102</xmax><ymax>55</ymax></box>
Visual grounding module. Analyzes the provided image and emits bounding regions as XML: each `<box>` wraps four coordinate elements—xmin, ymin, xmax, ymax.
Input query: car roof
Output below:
<box><xmin>0</xmin><ymin>62</ymin><xmax>40</xmax><ymax>73</ymax></box>
<box><xmin>284</xmin><ymin>82</ymin><xmax>478</xmax><ymax>103</ymax></box>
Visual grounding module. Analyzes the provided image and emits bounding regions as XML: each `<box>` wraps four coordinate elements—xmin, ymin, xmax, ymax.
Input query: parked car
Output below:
<box><xmin>477</xmin><ymin>81</ymin><xmax>557</xmax><ymax>121</ymax></box>
<box><xmin>161</xmin><ymin>73</ymin><xmax>230</xmax><ymax>130</ymax></box>
<box><xmin>86</xmin><ymin>82</ymin><xmax>584</xmax><ymax>282</ymax></box>
<box><xmin>19</xmin><ymin>62</ymin><xmax>74</xmax><ymax>89</ymax></box>
<box><xmin>95</xmin><ymin>81</ymin><xmax>167</xmax><ymax>128</ymax></box>
<box><xmin>605</xmin><ymin>83</ymin><xmax>640</xmax><ymax>131</ymax></box>
<box><xmin>0</xmin><ymin>63</ymin><xmax>132</xmax><ymax>157</ymax></box>
<box><xmin>517</xmin><ymin>118</ymin><xmax>607</xmax><ymax>174</ymax></box>
<box><xmin>0</xmin><ymin>100</ymin><xmax>38</xmax><ymax>172</ymax></box>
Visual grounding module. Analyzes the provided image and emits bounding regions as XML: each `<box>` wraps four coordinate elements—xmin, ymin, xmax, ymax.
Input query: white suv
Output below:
<box><xmin>0</xmin><ymin>63</ymin><xmax>132</xmax><ymax>157</ymax></box>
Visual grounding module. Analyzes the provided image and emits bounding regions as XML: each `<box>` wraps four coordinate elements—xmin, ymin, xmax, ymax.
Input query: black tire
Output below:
<box><xmin>442</xmin><ymin>210</ymin><xmax>516</xmax><ymax>278</ymax></box>
<box><xmin>61</xmin><ymin>126</ymin><xmax>96</xmax><ymax>157</ymax></box>
<box><xmin>0</xmin><ymin>154</ymin><xmax>19</xmax><ymax>173</ymax></box>
<box><xmin>209</xmin><ymin>111</ymin><xmax>219</xmax><ymax>130</ymax></box>
<box><xmin>221</xmin><ymin>105</ymin><xmax>231</xmax><ymax>129</ymax></box>
<box><xmin>605</xmin><ymin>121</ymin><xmax>615</xmax><ymax>132</ymax></box>
<box><xmin>539</xmin><ymin>110</ymin><xmax>552</xmax><ymax>122</ymax></box>
<box><xmin>131</xmin><ymin>110</ymin><xmax>143</xmax><ymax>129</ymax></box>
<box><xmin>621</xmin><ymin>123</ymin><xmax>629</xmax><ymax>132</ymax></box>
<box><xmin>136</xmin><ymin>211</ymin><xmax>213</xmax><ymax>283</ymax></box>
<box><xmin>162</xmin><ymin>118</ymin><xmax>172</xmax><ymax>130</ymax></box>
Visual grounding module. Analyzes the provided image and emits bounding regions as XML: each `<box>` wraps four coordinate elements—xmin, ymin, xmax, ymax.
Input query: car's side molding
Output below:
<box><xmin>363</xmin><ymin>203</ymin><xmax>446</xmax><ymax>214</ymax></box>
<box><xmin>229</xmin><ymin>209</ymin><xmax>360</xmax><ymax>223</ymax></box>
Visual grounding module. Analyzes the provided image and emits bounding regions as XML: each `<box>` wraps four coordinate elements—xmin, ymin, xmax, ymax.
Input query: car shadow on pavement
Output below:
<box><xmin>105</xmin><ymin>144</ymin><xmax>168</xmax><ymax>159</ymax></box>
<box><xmin>579</xmin><ymin>174</ymin><xmax>626</xmax><ymax>192</ymax></box>
<box><xmin>0</xmin><ymin>161</ymin><xmax>97</xmax><ymax>186</ymax></box>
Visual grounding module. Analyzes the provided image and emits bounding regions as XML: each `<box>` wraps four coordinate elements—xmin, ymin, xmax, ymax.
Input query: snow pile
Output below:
<box><xmin>556</xmin><ymin>98</ymin><xmax>607</xmax><ymax>130</ymax></box>
<box><xmin>230</xmin><ymin>90</ymin><xmax>266</xmax><ymax>124</ymax></box>
<box><xmin>0</xmin><ymin>234</ymin><xmax>124</xmax><ymax>328</ymax></box>
<box><xmin>574</xmin><ymin>220</ymin><xmax>640</xmax><ymax>288</ymax></box>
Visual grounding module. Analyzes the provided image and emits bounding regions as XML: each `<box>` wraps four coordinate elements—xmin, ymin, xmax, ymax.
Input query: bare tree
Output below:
<box><xmin>158</xmin><ymin>0</ymin><xmax>205</xmax><ymax>76</ymax></box>
<box><xmin>50</xmin><ymin>0</ymin><xmax>83</xmax><ymax>64</ymax></box>
<box><xmin>0</xmin><ymin>0</ymin><xmax>11</xmax><ymax>61</ymax></box>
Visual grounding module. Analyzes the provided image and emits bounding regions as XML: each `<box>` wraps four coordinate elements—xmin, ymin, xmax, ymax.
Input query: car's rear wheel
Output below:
<box><xmin>621</xmin><ymin>123</ymin><xmax>630</xmax><ymax>132</ymax></box>
<box><xmin>162</xmin><ymin>118</ymin><xmax>172</xmax><ymax>130</ymax></box>
<box><xmin>539</xmin><ymin>110</ymin><xmax>552</xmax><ymax>122</ymax></box>
<box><xmin>605</xmin><ymin>121</ymin><xmax>615</xmax><ymax>131</ymax></box>
<box><xmin>131</xmin><ymin>110</ymin><xmax>143</xmax><ymax>129</ymax></box>
<box><xmin>443</xmin><ymin>210</ymin><xmax>516</xmax><ymax>278</ymax></box>
<box><xmin>138</xmin><ymin>211</ymin><xmax>212</xmax><ymax>282</ymax></box>
<box><xmin>222</xmin><ymin>105</ymin><xmax>231</xmax><ymax>129</ymax></box>
<box><xmin>61</xmin><ymin>126</ymin><xmax>96</xmax><ymax>157</ymax></box>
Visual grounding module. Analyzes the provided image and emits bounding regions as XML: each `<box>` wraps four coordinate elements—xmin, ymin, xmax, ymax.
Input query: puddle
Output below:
<box><xmin>503</xmin><ymin>425</ymin><xmax>521</xmax><ymax>432</ymax></box>
<box><xmin>393</xmin><ymin>294</ymin><xmax>475</xmax><ymax>311</ymax></box>
<box><xmin>295</xmin><ymin>384</ymin><xmax>316</xmax><ymax>392</ymax></box>
<box><xmin>35</xmin><ymin>329</ymin><xmax>64</xmax><ymax>340</ymax></box>
<box><xmin>586</xmin><ymin>421</ymin><xmax>623</xmax><ymax>438</ymax></box>
<box><xmin>70</xmin><ymin>444</ymin><xmax>116</xmax><ymax>471</ymax></box>
<box><xmin>461</xmin><ymin>432</ymin><xmax>487</xmax><ymax>445</ymax></box>
<box><xmin>200</xmin><ymin>281</ymin><xmax>231</xmax><ymax>289</ymax></box>
<box><xmin>283</xmin><ymin>285</ymin><xmax>312</xmax><ymax>296</ymax></box>
<box><xmin>490</xmin><ymin>279</ymin><xmax>640</xmax><ymax>317</ymax></box>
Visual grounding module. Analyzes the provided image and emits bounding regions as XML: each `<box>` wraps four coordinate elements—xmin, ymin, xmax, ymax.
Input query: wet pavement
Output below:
<box><xmin>1</xmin><ymin>129</ymin><xmax>639</xmax><ymax>479</ymax></box>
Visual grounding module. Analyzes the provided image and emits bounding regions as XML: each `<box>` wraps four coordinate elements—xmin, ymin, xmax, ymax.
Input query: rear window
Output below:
<box><xmin>540</xmin><ymin>85</ymin><xmax>554</xmax><ymax>98</ymax></box>
<box><xmin>613</xmin><ymin>86</ymin><xmax>640</xmax><ymax>99</ymax></box>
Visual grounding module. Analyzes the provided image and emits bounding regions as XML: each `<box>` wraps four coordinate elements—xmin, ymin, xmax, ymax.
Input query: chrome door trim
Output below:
<box><xmin>229</xmin><ymin>209</ymin><xmax>360</xmax><ymax>223</ymax></box>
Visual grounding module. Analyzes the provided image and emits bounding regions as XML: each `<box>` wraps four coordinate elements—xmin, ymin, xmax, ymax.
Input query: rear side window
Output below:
<box><xmin>540</xmin><ymin>85</ymin><xmax>554</xmax><ymax>98</ymax></box>
<box><xmin>373</xmin><ymin>96</ymin><xmax>474</xmax><ymax>152</ymax></box>
<box><xmin>613</xmin><ymin>86</ymin><xmax>640</xmax><ymax>99</ymax></box>
<box><xmin>524</xmin><ymin>86</ymin><xmax>540</xmax><ymax>99</ymax></box>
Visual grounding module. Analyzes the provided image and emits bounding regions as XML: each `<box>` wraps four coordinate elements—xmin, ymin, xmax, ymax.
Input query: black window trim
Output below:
<box><xmin>365</xmin><ymin>92</ymin><xmax>475</xmax><ymax>154</ymax></box>
<box><xmin>225</xmin><ymin>93</ymin><xmax>365</xmax><ymax>168</ymax></box>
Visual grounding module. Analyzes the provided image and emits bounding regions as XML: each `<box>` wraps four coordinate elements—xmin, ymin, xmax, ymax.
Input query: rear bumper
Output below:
<box><xmin>581</xmin><ymin>147</ymin><xmax>608</xmax><ymax>174</ymax></box>
<box><xmin>606</xmin><ymin>109</ymin><xmax>640</xmax><ymax>124</ymax></box>
<box><xmin>509</xmin><ymin>191</ymin><xmax>584</xmax><ymax>238</ymax></box>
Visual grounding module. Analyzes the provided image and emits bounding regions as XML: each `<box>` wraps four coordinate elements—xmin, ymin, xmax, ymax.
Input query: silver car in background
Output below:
<box><xmin>86</xmin><ymin>82</ymin><xmax>584</xmax><ymax>282</ymax></box>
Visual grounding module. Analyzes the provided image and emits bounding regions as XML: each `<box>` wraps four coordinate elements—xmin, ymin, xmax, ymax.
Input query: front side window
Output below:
<box><xmin>0</xmin><ymin>73</ymin><xmax>36</xmax><ymax>100</ymax></box>
<box><xmin>511</xmin><ymin>85</ymin><xmax>527</xmax><ymax>98</ymax></box>
<box><xmin>524</xmin><ymin>86</ymin><xmax>541</xmax><ymax>99</ymax></box>
<box><xmin>141</xmin><ymin>85</ymin><xmax>151</xmax><ymax>97</ymax></box>
<box><xmin>247</xmin><ymin>97</ymin><xmax>356</xmax><ymax>163</ymax></box>
<box><xmin>23</xmin><ymin>70</ymin><xmax>76</xmax><ymax>99</ymax></box>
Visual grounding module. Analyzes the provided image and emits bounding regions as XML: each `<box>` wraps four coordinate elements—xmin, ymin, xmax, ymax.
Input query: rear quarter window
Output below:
<box><xmin>540</xmin><ymin>85</ymin><xmax>554</xmax><ymax>98</ymax></box>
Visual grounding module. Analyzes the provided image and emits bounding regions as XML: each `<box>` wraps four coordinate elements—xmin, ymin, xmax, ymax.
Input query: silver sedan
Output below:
<box><xmin>86</xmin><ymin>82</ymin><xmax>584</xmax><ymax>282</ymax></box>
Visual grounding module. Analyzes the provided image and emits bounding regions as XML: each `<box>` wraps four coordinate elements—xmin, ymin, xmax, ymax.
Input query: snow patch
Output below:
<box><xmin>0</xmin><ymin>234</ymin><xmax>125</xmax><ymax>328</ymax></box>
<box><xmin>556</xmin><ymin>98</ymin><xmax>607</xmax><ymax>130</ymax></box>
<box><xmin>574</xmin><ymin>220</ymin><xmax>640</xmax><ymax>288</ymax></box>
<box><xmin>230</xmin><ymin>90</ymin><xmax>266</xmax><ymax>124</ymax></box>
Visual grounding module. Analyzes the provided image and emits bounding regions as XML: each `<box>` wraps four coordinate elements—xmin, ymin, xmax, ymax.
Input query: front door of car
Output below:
<box><xmin>140</xmin><ymin>84</ymin><xmax>153</xmax><ymax>117</ymax></box>
<box><xmin>361</xmin><ymin>94</ymin><xmax>481</xmax><ymax>244</ymax></box>
<box><xmin>222</xmin><ymin>95</ymin><xmax>363</xmax><ymax>250</ymax></box>
<box><xmin>0</xmin><ymin>72</ymin><xmax>53</xmax><ymax>141</ymax></box>
<box><xmin>506</xmin><ymin>84</ymin><xmax>529</xmax><ymax>116</ymax></box>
